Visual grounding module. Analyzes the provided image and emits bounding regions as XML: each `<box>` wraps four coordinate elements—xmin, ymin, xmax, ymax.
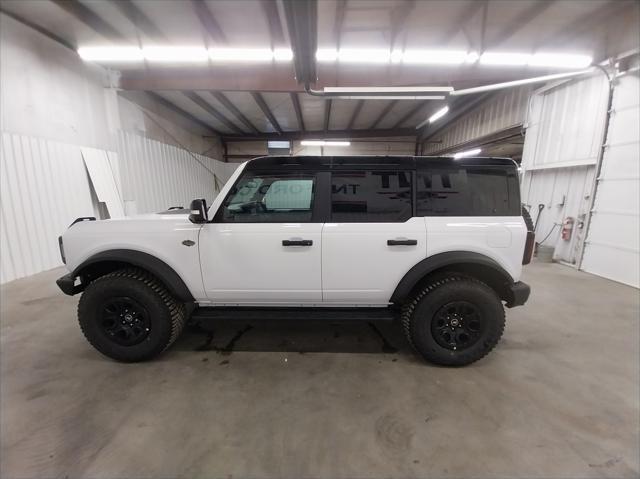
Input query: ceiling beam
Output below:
<box><xmin>536</xmin><ymin>0</ymin><xmax>634</xmax><ymax>53</ymax></box>
<box><xmin>211</xmin><ymin>92</ymin><xmax>260</xmax><ymax>134</ymax></box>
<box><xmin>190</xmin><ymin>0</ymin><xmax>227</xmax><ymax>44</ymax></box>
<box><xmin>51</xmin><ymin>0</ymin><xmax>127</xmax><ymax>41</ymax></box>
<box><xmin>347</xmin><ymin>100</ymin><xmax>365</xmax><ymax>130</ymax></box>
<box><xmin>486</xmin><ymin>0</ymin><xmax>555</xmax><ymax>49</ymax></box>
<box><xmin>0</xmin><ymin>6</ymin><xmax>76</xmax><ymax>50</ymax></box>
<box><xmin>251</xmin><ymin>92</ymin><xmax>283</xmax><ymax>134</ymax></box>
<box><xmin>323</xmin><ymin>99</ymin><xmax>332</xmax><ymax>133</ymax></box>
<box><xmin>182</xmin><ymin>92</ymin><xmax>244</xmax><ymax>134</ymax></box>
<box><xmin>436</xmin><ymin>0</ymin><xmax>486</xmax><ymax>46</ymax></box>
<box><xmin>370</xmin><ymin>100</ymin><xmax>398</xmax><ymax>129</ymax></box>
<box><xmin>290</xmin><ymin>93</ymin><xmax>306</xmax><ymax>132</ymax></box>
<box><xmin>283</xmin><ymin>0</ymin><xmax>318</xmax><ymax>85</ymax></box>
<box><xmin>261</xmin><ymin>0</ymin><xmax>285</xmax><ymax>47</ymax></box>
<box><xmin>146</xmin><ymin>92</ymin><xmax>220</xmax><ymax>135</ymax></box>
<box><xmin>391</xmin><ymin>101</ymin><xmax>426</xmax><ymax>129</ymax></box>
<box><xmin>334</xmin><ymin>0</ymin><xmax>347</xmax><ymax>49</ymax></box>
<box><xmin>390</xmin><ymin>0</ymin><xmax>416</xmax><ymax>48</ymax></box>
<box><xmin>223</xmin><ymin>128</ymin><xmax>417</xmax><ymax>141</ymax></box>
<box><xmin>112</xmin><ymin>0</ymin><xmax>167</xmax><ymax>42</ymax></box>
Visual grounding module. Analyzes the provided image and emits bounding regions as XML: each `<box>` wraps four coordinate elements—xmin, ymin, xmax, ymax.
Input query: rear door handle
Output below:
<box><xmin>387</xmin><ymin>238</ymin><xmax>417</xmax><ymax>246</ymax></box>
<box><xmin>282</xmin><ymin>239</ymin><xmax>313</xmax><ymax>246</ymax></box>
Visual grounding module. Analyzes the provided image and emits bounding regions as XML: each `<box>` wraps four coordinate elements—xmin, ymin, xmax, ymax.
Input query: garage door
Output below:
<box><xmin>581</xmin><ymin>74</ymin><xmax>640</xmax><ymax>288</ymax></box>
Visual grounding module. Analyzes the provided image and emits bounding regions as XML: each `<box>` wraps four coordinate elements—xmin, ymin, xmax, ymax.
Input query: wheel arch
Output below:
<box><xmin>71</xmin><ymin>249</ymin><xmax>194</xmax><ymax>302</ymax></box>
<box><xmin>390</xmin><ymin>251</ymin><xmax>515</xmax><ymax>305</ymax></box>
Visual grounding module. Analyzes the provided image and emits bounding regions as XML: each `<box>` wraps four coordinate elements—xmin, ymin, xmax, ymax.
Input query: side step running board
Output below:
<box><xmin>191</xmin><ymin>307</ymin><xmax>398</xmax><ymax>322</ymax></box>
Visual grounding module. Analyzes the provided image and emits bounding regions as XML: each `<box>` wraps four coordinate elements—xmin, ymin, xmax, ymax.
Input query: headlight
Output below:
<box><xmin>58</xmin><ymin>236</ymin><xmax>66</xmax><ymax>264</ymax></box>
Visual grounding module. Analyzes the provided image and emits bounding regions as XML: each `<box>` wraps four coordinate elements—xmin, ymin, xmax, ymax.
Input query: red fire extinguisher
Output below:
<box><xmin>561</xmin><ymin>217</ymin><xmax>574</xmax><ymax>241</ymax></box>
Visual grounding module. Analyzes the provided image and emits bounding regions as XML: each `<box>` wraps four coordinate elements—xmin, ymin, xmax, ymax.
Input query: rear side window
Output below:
<box><xmin>331</xmin><ymin>171</ymin><xmax>412</xmax><ymax>222</ymax></box>
<box><xmin>417</xmin><ymin>166</ymin><xmax>519</xmax><ymax>216</ymax></box>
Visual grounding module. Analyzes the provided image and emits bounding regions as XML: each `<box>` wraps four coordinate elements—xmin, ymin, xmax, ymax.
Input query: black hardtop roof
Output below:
<box><xmin>245</xmin><ymin>155</ymin><xmax>517</xmax><ymax>171</ymax></box>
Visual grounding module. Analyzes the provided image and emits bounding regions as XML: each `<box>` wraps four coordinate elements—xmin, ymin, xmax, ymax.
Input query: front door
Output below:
<box><xmin>200</xmin><ymin>169</ymin><xmax>323</xmax><ymax>304</ymax></box>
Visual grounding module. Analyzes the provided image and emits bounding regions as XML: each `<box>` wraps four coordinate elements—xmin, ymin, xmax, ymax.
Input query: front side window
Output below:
<box><xmin>218</xmin><ymin>171</ymin><xmax>315</xmax><ymax>222</ymax></box>
<box><xmin>331</xmin><ymin>170</ymin><xmax>412</xmax><ymax>222</ymax></box>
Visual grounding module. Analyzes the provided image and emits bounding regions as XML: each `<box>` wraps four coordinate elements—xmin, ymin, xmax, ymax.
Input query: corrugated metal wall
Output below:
<box><xmin>521</xmin><ymin>73</ymin><xmax>610</xmax><ymax>265</ymax></box>
<box><xmin>581</xmin><ymin>73</ymin><xmax>640</xmax><ymax>287</ymax></box>
<box><xmin>423</xmin><ymin>86</ymin><xmax>532</xmax><ymax>154</ymax></box>
<box><xmin>0</xmin><ymin>133</ymin><xmax>96</xmax><ymax>283</ymax></box>
<box><xmin>1</xmin><ymin>131</ymin><xmax>237</xmax><ymax>284</ymax></box>
<box><xmin>116</xmin><ymin>132</ymin><xmax>237</xmax><ymax>215</ymax></box>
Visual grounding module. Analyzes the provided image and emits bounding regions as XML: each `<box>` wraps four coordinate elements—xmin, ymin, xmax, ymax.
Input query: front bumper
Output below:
<box><xmin>505</xmin><ymin>281</ymin><xmax>530</xmax><ymax>308</ymax></box>
<box><xmin>56</xmin><ymin>273</ymin><xmax>83</xmax><ymax>296</ymax></box>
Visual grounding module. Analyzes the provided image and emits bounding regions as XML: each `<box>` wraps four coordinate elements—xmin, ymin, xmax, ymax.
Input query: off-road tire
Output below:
<box><xmin>401</xmin><ymin>276</ymin><xmax>505</xmax><ymax>366</ymax></box>
<box><xmin>77</xmin><ymin>268</ymin><xmax>186</xmax><ymax>362</ymax></box>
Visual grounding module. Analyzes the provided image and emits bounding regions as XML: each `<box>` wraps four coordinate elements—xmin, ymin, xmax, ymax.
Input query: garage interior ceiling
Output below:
<box><xmin>1</xmin><ymin>0</ymin><xmax>638</xmax><ymax>143</ymax></box>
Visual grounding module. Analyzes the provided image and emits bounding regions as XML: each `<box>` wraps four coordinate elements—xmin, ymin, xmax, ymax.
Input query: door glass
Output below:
<box><xmin>331</xmin><ymin>171</ymin><xmax>412</xmax><ymax>222</ymax></box>
<box><xmin>219</xmin><ymin>172</ymin><xmax>315</xmax><ymax>222</ymax></box>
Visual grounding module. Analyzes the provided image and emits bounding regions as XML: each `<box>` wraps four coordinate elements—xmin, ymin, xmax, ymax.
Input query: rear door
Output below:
<box><xmin>321</xmin><ymin>168</ymin><xmax>427</xmax><ymax>304</ymax></box>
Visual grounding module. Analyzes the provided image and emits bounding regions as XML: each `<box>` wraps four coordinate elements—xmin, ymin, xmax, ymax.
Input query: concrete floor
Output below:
<box><xmin>1</xmin><ymin>262</ymin><xmax>638</xmax><ymax>479</ymax></box>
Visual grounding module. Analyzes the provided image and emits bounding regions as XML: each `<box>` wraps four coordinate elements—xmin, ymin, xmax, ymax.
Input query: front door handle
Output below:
<box><xmin>387</xmin><ymin>238</ymin><xmax>418</xmax><ymax>246</ymax></box>
<box><xmin>282</xmin><ymin>239</ymin><xmax>313</xmax><ymax>246</ymax></box>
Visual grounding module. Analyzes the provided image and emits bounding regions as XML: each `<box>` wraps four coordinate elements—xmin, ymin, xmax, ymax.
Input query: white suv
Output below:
<box><xmin>57</xmin><ymin>156</ymin><xmax>533</xmax><ymax>366</ymax></box>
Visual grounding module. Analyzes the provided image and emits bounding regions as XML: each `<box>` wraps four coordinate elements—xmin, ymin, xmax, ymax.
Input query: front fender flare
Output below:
<box><xmin>70</xmin><ymin>249</ymin><xmax>194</xmax><ymax>302</ymax></box>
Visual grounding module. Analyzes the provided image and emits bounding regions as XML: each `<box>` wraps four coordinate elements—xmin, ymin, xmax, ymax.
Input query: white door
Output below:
<box><xmin>200</xmin><ymin>170</ymin><xmax>322</xmax><ymax>304</ymax></box>
<box><xmin>322</xmin><ymin>170</ymin><xmax>427</xmax><ymax>304</ymax></box>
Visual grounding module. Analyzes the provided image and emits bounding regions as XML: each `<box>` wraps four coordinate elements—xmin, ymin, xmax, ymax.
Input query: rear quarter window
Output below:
<box><xmin>417</xmin><ymin>166</ymin><xmax>519</xmax><ymax>216</ymax></box>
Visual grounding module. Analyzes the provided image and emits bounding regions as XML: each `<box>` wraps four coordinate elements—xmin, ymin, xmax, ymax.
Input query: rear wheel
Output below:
<box><xmin>77</xmin><ymin>268</ymin><xmax>186</xmax><ymax>362</ymax></box>
<box><xmin>401</xmin><ymin>276</ymin><xmax>505</xmax><ymax>366</ymax></box>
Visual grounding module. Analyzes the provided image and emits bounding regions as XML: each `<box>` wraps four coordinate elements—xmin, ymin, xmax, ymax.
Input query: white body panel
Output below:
<box><xmin>62</xmin><ymin>213</ymin><xmax>207</xmax><ymax>300</ymax></box>
<box><xmin>199</xmin><ymin>222</ymin><xmax>322</xmax><ymax>303</ymax></box>
<box><xmin>321</xmin><ymin>218</ymin><xmax>427</xmax><ymax>304</ymax></box>
<box><xmin>425</xmin><ymin>216</ymin><xmax>527</xmax><ymax>281</ymax></box>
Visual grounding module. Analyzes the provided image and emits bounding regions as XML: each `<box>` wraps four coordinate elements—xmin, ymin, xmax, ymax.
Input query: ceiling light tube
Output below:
<box><xmin>429</xmin><ymin>106</ymin><xmax>449</xmax><ymax>123</ymax></box>
<box><xmin>337</xmin><ymin>49</ymin><xmax>391</xmax><ymax>63</ymax></box>
<box><xmin>301</xmin><ymin>140</ymin><xmax>351</xmax><ymax>147</ymax></box>
<box><xmin>77</xmin><ymin>46</ymin><xmax>144</xmax><ymax>62</ymax></box>
<box><xmin>323</xmin><ymin>86</ymin><xmax>454</xmax><ymax>93</ymax></box>
<box><xmin>209</xmin><ymin>48</ymin><xmax>275</xmax><ymax>62</ymax></box>
<box><xmin>453</xmin><ymin>148</ymin><xmax>482</xmax><ymax>159</ymax></box>
<box><xmin>316</xmin><ymin>48</ymin><xmax>338</xmax><ymax>62</ymax></box>
<box><xmin>143</xmin><ymin>46</ymin><xmax>208</xmax><ymax>62</ymax></box>
<box><xmin>528</xmin><ymin>53</ymin><xmax>592</xmax><ymax>68</ymax></box>
<box><xmin>480</xmin><ymin>52</ymin><xmax>531</xmax><ymax>66</ymax></box>
<box><xmin>402</xmin><ymin>50</ymin><xmax>468</xmax><ymax>64</ymax></box>
<box><xmin>335</xmin><ymin>95</ymin><xmax>446</xmax><ymax>100</ymax></box>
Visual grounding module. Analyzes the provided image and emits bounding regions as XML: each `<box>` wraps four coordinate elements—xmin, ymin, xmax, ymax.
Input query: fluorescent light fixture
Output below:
<box><xmin>78</xmin><ymin>46</ymin><xmax>144</xmax><ymax>62</ymax></box>
<box><xmin>336</xmin><ymin>95</ymin><xmax>446</xmax><ymax>100</ymax></box>
<box><xmin>273</xmin><ymin>48</ymin><xmax>294</xmax><ymax>61</ymax></box>
<box><xmin>267</xmin><ymin>141</ymin><xmax>290</xmax><ymax>149</ymax></box>
<box><xmin>143</xmin><ymin>46</ymin><xmax>208</xmax><ymax>62</ymax></box>
<box><xmin>301</xmin><ymin>140</ymin><xmax>351</xmax><ymax>147</ymax></box>
<box><xmin>209</xmin><ymin>48</ymin><xmax>275</xmax><ymax>62</ymax></box>
<box><xmin>323</xmin><ymin>86</ymin><xmax>453</xmax><ymax>93</ymax></box>
<box><xmin>402</xmin><ymin>50</ymin><xmax>468</xmax><ymax>64</ymax></box>
<box><xmin>528</xmin><ymin>53</ymin><xmax>592</xmax><ymax>68</ymax></box>
<box><xmin>453</xmin><ymin>148</ymin><xmax>482</xmax><ymax>159</ymax></box>
<box><xmin>466</xmin><ymin>51</ymin><xmax>480</xmax><ymax>63</ymax></box>
<box><xmin>338</xmin><ymin>49</ymin><xmax>391</xmax><ymax>63</ymax></box>
<box><xmin>391</xmin><ymin>49</ymin><xmax>403</xmax><ymax>63</ymax></box>
<box><xmin>429</xmin><ymin>106</ymin><xmax>449</xmax><ymax>123</ymax></box>
<box><xmin>316</xmin><ymin>48</ymin><xmax>338</xmax><ymax>62</ymax></box>
<box><xmin>480</xmin><ymin>52</ymin><xmax>531</xmax><ymax>66</ymax></box>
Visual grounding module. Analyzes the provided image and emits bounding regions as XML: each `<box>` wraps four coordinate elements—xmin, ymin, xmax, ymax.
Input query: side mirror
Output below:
<box><xmin>188</xmin><ymin>198</ymin><xmax>208</xmax><ymax>223</ymax></box>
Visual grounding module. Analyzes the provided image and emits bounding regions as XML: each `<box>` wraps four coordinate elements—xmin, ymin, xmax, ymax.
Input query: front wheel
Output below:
<box><xmin>401</xmin><ymin>276</ymin><xmax>505</xmax><ymax>366</ymax></box>
<box><xmin>77</xmin><ymin>268</ymin><xmax>186</xmax><ymax>362</ymax></box>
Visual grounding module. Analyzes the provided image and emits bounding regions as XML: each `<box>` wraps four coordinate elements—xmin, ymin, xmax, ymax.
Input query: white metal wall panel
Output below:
<box><xmin>582</xmin><ymin>74</ymin><xmax>640</xmax><ymax>288</ymax></box>
<box><xmin>522</xmin><ymin>74</ymin><xmax>609</xmax><ymax>170</ymax></box>
<box><xmin>116</xmin><ymin>131</ymin><xmax>237</xmax><ymax>214</ymax></box>
<box><xmin>521</xmin><ymin>165</ymin><xmax>596</xmax><ymax>264</ymax></box>
<box><xmin>81</xmin><ymin>147</ymin><xmax>125</xmax><ymax>218</ymax></box>
<box><xmin>0</xmin><ymin>133</ymin><xmax>95</xmax><ymax>283</ymax></box>
<box><xmin>423</xmin><ymin>86</ymin><xmax>532</xmax><ymax>154</ymax></box>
